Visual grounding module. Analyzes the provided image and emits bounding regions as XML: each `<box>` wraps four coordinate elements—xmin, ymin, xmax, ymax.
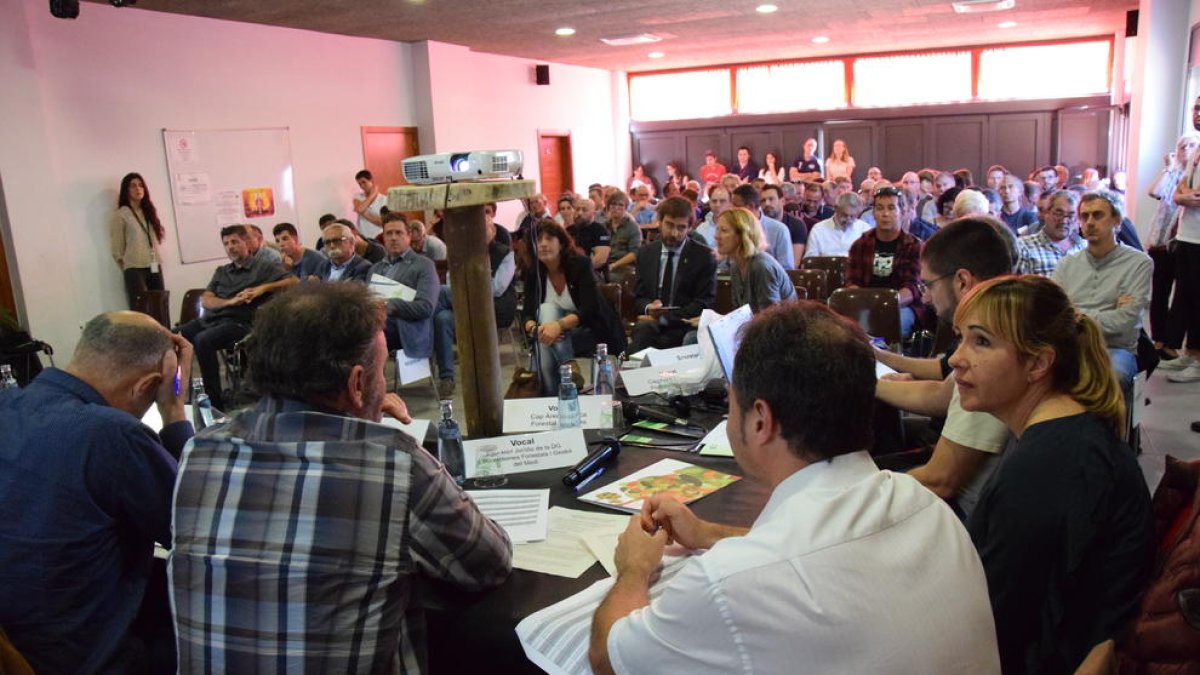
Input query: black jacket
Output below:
<box><xmin>632</xmin><ymin>239</ymin><xmax>717</xmax><ymax>327</ymax></box>
<box><xmin>521</xmin><ymin>255</ymin><xmax>626</xmax><ymax>354</ymax></box>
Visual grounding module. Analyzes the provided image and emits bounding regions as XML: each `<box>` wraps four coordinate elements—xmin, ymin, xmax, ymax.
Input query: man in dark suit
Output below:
<box><xmin>313</xmin><ymin>222</ymin><xmax>372</xmax><ymax>282</ymax></box>
<box><xmin>629</xmin><ymin>197</ymin><xmax>718</xmax><ymax>352</ymax></box>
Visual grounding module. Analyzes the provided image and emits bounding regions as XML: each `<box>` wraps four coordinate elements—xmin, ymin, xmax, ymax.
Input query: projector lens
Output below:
<box><xmin>450</xmin><ymin>153</ymin><xmax>471</xmax><ymax>172</ymax></box>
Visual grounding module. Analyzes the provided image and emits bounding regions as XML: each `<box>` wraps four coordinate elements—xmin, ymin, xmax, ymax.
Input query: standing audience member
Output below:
<box><xmin>952</xmin><ymin>275</ymin><xmax>1152</xmax><ymax>675</ymax></box>
<box><xmin>1</xmin><ymin>312</ymin><xmax>193</xmax><ymax>675</ymax></box>
<box><xmin>352</xmin><ymin>169</ymin><xmax>387</xmax><ymax>240</ymax></box>
<box><xmin>1148</xmin><ymin>132</ymin><xmax>1199</xmax><ymax>361</ymax></box>
<box><xmin>715</xmin><ymin>208</ymin><xmax>796</xmax><ymax>312</ymax></box>
<box><xmin>789</xmin><ymin>138</ymin><xmax>823</xmax><ymax>182</ymax></box>
<box><xmin>825</xmin><ymin>139</ymin><xmax>856</xmax><ymax>181</ymax></box>
<box><xmin>697</xmin><ymin>150</ymin><xmax>726</xmax><ymax>188</ymax></box>
<box><xmin>521</xmin><ymin>220</ymin><xmax>626</xmax><ymax>394</ymax></box>
<box><xmin>758</xmin><ymin>151</ymin><xmax>786</xmax><ymax>185</ymax></box>
<box><xmin>733</xmin><ymin>146</ymin><xmax>758</xmax><ymax>182</ymax></box>
<box><xmin>178</xmin><ymin>225</ymin><xmax>294</xmax><ymax>410</ymax></box>
<box><xmin>172</xmin><ymin>282</ymin><xmax>511</xmax><ymax>674</ymax></box>
<box><xmin>110</xmin><ymin>172</ymin><xmax>166</xmax><ymax>309</ymax></box>
<box><xmin>589</xmin><ymin>302</ymin><xmax>1000</xmax><ymax>675</ymax></box>
<box><xmin>1163</xmin><ymin>96</ymin><xmax>1200</xmax><ymax>381</ymax></box>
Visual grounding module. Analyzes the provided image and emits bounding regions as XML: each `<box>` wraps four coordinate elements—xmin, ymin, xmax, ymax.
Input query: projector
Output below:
<box><xmin>402</xmin><ymin>150</ymin><xmax>523</xmax><ymax>184</ymax></box>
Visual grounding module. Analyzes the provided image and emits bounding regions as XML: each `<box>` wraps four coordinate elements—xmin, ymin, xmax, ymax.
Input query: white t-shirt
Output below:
<box><xmin>940</xmin><ymin>384</ymin><xmax>1012</xmax><ymax>517</ymax></box>
<box><xmin>356</xmin><ymin>193</ymin><xmax>387</xmax><ymax>240</ymax></box>
<box><xmin>608</xmin><ymin>451</ymin><xmax>1001</xmax><ymax>675</ymax></box>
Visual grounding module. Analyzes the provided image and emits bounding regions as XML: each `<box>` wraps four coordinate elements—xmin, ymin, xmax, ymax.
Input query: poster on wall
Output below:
<box><xmin>163</xmin><ymin>128</ymin><xmax>298</xmax><ymax>264</ymax></box>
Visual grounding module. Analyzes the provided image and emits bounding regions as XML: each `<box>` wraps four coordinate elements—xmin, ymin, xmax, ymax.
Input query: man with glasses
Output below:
<box><xmin>845</xmin><ymin>186</ymin><xmax>925</xmax><ymax>338</ymax></box>
<box><xmin>314</xmin><ymin>222</ymin><xmax>372</xmax><ymax>282</ymax></box>
<box><xmin>804</xmin><ymin>191</ymin><xmax>871</xmax><ymax>258</ymax></box>
<box><xmin>1015</xmin><ymin>190</ymin><xmax>1086</xmax><ymax>276</ymax></box>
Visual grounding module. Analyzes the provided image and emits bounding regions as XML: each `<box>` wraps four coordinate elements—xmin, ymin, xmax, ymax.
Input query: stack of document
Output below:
<box><xmin>465</xmin><ymin>489</ymin><xmax>550</xmax><ymax>544</ymax></box>
<box><xmin>508</xmin><ymin>507</ymin><xmax>630</xmax><ymax>578</ymax></box>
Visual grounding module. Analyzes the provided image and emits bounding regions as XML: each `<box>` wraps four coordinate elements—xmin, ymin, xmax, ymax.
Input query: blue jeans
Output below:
<box><xmin>432</xmin><ymin>287</ymin><xmax>455</xmax><ymax>380</ymax></box>
<box><xmin>1109</xmin><ymin>348</ymin><xmax>1137</xmax><ymax>396</ymax></box>
<box><xmin>900</xmin><ymin>306</ymin><xmax>916</xmax><ymax>341</ymax></box>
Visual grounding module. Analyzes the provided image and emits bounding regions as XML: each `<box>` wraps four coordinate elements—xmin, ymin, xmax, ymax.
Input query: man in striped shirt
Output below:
<box><xmin>171</xmin><ymin>282</ymin><xmax>512</xmax><ymax>674</ymax></box>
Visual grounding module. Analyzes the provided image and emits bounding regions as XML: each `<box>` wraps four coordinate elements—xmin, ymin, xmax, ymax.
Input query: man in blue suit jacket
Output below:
<box><xmin>369</xmin><ymin>212</ymin><xmax>439</xmax><ymax>359</ymax></box>
<box><xmin>313</xmin><ymin>222</ymin><xmax>373</xmax><ymax>283</ymax></box>
<box><xmin>630</xmin><ymin>197</ymin><xmax>718</xmax><ymax>352</ymax></box>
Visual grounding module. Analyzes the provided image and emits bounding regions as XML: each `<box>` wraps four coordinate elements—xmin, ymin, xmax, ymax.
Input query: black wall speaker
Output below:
<box><xmin>535</xmin><ymin>64</ymin><xmax>550</xmax><ymax>86</ymax></box>
<box><xmin>1125</xmin><ymin>9</ymin><xmax>1138</xmax><ymax>38</ymax></box>
<box><xmin>50</xmin><ymin>0</ymin><xmax>79</xmax><ymax>18</ymax></box>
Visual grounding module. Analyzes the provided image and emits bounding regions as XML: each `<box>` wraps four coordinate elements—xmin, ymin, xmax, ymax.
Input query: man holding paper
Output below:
<box><xmin>589</xmin><ymin>302</ymin><xmax>999</xmax><ymax>674</ymax></box>
<box><xmin>370</xmin><ymin>211</ymin><xmax>440</xmax><ymax>359</ymax></box>
<box><xmin>629</xmin><ymin>196</ymin><xmax>718</xmax><ymax>353</ymax></box>
<box><xmin>172</xmin><ymin>282</ymin><xmax>511</xmax><ymax>673</ymax></box>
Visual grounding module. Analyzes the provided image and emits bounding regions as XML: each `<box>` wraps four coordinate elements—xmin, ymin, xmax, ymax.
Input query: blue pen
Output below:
<box><xmin>573</xmin><ymin>466</ymin><xmax>607</xmax><ymax>492</ymax></box>
<box><xmin>173</xmin><ymin>366</ymin><xmax>182</xmax><ymax>396</ymax></box>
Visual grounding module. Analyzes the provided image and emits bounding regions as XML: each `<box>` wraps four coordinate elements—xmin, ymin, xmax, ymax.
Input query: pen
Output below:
<box><xmin>573</xmin><ymin>466</ymin><xmax>607</xmax><ymax>492</ymax></box>
<box><xmin>173</xmin><ymin>366</ymin><xmax>182</xmax><ymax>396</ymax></box>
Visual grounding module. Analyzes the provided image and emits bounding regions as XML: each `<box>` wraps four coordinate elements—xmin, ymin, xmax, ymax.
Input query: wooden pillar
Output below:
<box><xmin>388</xmin><ymin>179</ymin><xmax>534</xmax><ymax>438</ymax></box>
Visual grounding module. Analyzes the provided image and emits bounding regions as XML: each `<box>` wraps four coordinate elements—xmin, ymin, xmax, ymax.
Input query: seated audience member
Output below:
<box><xmin>953</xmin><ymin>189</ymin><xmax>992</xmax><ymax>219</ymax></box>
<box><xmin>903</xmin><ymin>185</ymin><xmax>938</xmax><ymax>242</ymax></box>
<box><xmin>845</xmin><ymin>186</ymin><xmax>925</xmax><ymax>338</ymax></box>
<box><xmin>178</xmin><ymin>225</ymin><xmax>294</xmax><ymax>410</ymax></box>
<box><xmin>337</xmin><ymin>219</ymin><xmax>386</xmax><ymax>264</ymax></box>
<box><xmin>352</xmin><ymin>169</ymin><xmax>387</xmax><ymax>240</ymax></box>
<box><xmin>952</xmin><ymin>276</ymin><xmax>1153</xmax><ymax>675</ymax></box>
<box><xmin>1</xmin><ymin>312</ymin><xmax>193</xmax><ymax>675</ymax></box>
<box><xmin>953</xmin><ymin>168</ymin><xmax>974</xmax><ymax>189</ymax></box>
<box><xmin>936</xmin><ymin>187</ymin><xmax>962</xmax><ymax>227</ymax></box>
<box><xmin>513</xmin><ymin>193</ymin><xmax>552</xmax><ymax>270</ymax></box>
<box><xmin>981</xmin><ymin>189</ymin><xmax>1003</xmax><ymax>219</ymax></box>
<box><xmin>999</xmin><ymin>173</ymin><xmax>1038</xmax><ymax>235</ymax></box>
<box><xmin>482</xmin><ymin>201</ymin><xmax>511</xmax><ymax>247</ymax></box>
<box><xmin>371</xmin><ymin>212</ymin><xmax>440</xmax><ymax>359</ymax></box>
<box><xmin>246</xmin><ymin>223</ymin><xmax>283</xmax><ymax>264</ymax></box>
<box><xmin>920</xmin><ymin>170</ymin><xmax>957</xmax><ymax>223</ymax></box>
<box><xmin>875</xmin><ymin>218</ymin><xmax>1015</xmax><ymax>518</ymax></box>
<box><xmin>432</xmin><ymin>215</ymin><xmax>517</xmax><ymax>396</ymax></box>
<box><xmin>630</xmin><ymin>197</ymin><xmax>717</xmax><ymax>352</ymax></box>
<box><xmin>762</xmin><ymin>183</ymin><xmax>808</xmax><ymax>261</ymax></box>
<box><xmin>1015</xmin><ymin>189</ymin><xmax>1086</xmax><ymax>276</ymax></box>
<box><xmin>589</xmin><ymin>302</ymin><xmax>1000</xmax><ymax>675</ymax></box>
<box><xmin>409</xmin><ymin>219</ymin><xmax>447</xmax><ymax>261</ymax></box>
<box><xmin>171</xmin><ymin>283</ymin><xmax>511</xmax><ymax>673</ymax></box>
<box><xmin>732</xmin><ymin>184</ymin><xmax>794</xmax><ymax>269</ymax></box>
<box><xmin>716</xmin><ymin>208</ymin><xmax>796</xmax><ymax>312</ymax></box>
<box><xmin>804</xmin><ymin>192</ymin><xmax>871</xmax><ymax>258</ymax></box>
<box><xmin>565</xmin><ymin>195</ymin><xmax>612</xmax><ymax>273</ymax></box>
<box><xmin>797</xmin><ymin>180</ymin><xmax>834</xmax><ymax>228</ymax></box>
<box><xmin>1034</xmin><ymin>164</ymin><xmax>1060</xmax><ymax>193</ymax></box>
<box><xmin>314</xmin><ymin>222</ymin><xmax>372</xmax><ymax>282</ymax></box>
<box><xmin>693</xmin><ymin>185</ymin><xmax>731</xmax><ymax>247</ymax></box>
<box><xmin>273</xmin><ymin>221</ymin><xmax>324</xmax><ymax>278</ymax></box>
<box><xmin>605</xmin><ymin>191</ymin><xmax>644</xmax><ymax>275</ymax></box>
<box><xmin>1052</xmin><ymin>191</ymin><xmax>1152</xmax><ymax>393</ymax></box>
<box><xmin>628</xmin><ymin>185</ymin><xmax>656</xmax><ymax>227</ymax></box>
<box><xmin>985</xmin><ymin>164</ymin><xmax>1008</xmax><ymax>190</ymax></box>
<box><xmin>522</xmin><ymin>220</ymin><xmax>626</xmax><ymax>392</ymax></box>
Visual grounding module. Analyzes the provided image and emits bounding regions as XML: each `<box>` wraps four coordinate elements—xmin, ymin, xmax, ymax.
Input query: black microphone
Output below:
<box><xmin>562</xmin><ymin>438</ymin><xmax>621</xmax><ymax>488</ymax></box>
<box><xmin>622</xmin><ymin>401</ymin><xmax>689</xmax><ymax>427</ymax></box>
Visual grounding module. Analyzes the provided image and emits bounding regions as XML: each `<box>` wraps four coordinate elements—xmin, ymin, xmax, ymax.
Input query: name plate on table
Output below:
<box><xmin>503</xmin><ymin>396</ymin><xmax>613</xmax><ymax>433</ymax></box>
<box><xmin>645</xmin><ymin>344</ymin><xmax>703</xmax><ymax>367</ymax></box>
<box><xmin>463</xmin><ymin>428</ymin><xmax>588</xmax><ymax>478</ymax></box>
<box><xmin>619</xmin><ymin>366</ymin><xmax>686</xmax><ymax>397</ymax></box>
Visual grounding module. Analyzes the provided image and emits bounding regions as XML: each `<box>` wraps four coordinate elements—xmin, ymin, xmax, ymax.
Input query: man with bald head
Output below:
<box><xmin>0</xmin><ymin>311</ymin><xmax>194</xmax><ymax>675</ymax></box>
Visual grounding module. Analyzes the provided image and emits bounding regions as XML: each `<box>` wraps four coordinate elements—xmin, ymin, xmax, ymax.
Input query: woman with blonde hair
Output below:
<box><xmin>824</xmin><ymin>139</ymin><xmax>856</xmax><ymax>182</ymax></box>
<box><xmin>950</xmin><ymin>275</ymin><xmax>1152</xmax><ymax>675</ymax></box>
<box><xmin>714</xmin><ymin>207</ymin><xmax>795</xmax><ymax>312</ymax></box>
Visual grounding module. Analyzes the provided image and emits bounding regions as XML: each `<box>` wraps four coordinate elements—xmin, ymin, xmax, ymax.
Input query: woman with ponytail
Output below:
<box><xmin>949</xmin><ymin>274</ymin><xmax>1153</xmax><ymax>675</ymax></box>
<box><xmin>110</xmin><ymin>172</ymin><xmax>166</xmax><ymax>309</ymax></box>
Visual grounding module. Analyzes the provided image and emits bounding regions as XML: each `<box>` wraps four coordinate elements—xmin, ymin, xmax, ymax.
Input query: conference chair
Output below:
<box><xmin>597</xmin><ymin>282</ymin><xmax>629</xmax><ymax>338</ymax></box>
<box><xmin>178</xmin><ymin>288</ymin><xmax>206</xmax><ymax>326</ymax></box>
<box><xmin>800</xmin><ymin>256</ymin><xmax>847</xmax><ymax>292</ymax></box>
<box><xmin>786</xmin><ymin>268</ymin><xmax>829</xmax><ymax>302</ymax></box>
<box><xmin>714</xmin><ymin>277</ymin><xmax>733</xmax><ymax>314</ymax></box>
<box><xmin>792</xmin><ymin>285</ymin><xmax>809</xmax><ymax>301</ymax></box>
<box><xmin>828</xmin><ymin>287</ymin><xmax>902</xmax><ymax>348</ymax></box>
<box><xmin>131</xmin><ymin>289</ymin><xmax>171</xmax><ymax>328</ymax></box>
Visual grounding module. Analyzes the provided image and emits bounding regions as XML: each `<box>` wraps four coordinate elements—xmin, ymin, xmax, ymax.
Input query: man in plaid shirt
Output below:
<box><xmin>170</xmin><ymin>283</ymin><xmax>512</xmax><ymax>674</ymax></box>
<box><xmin>845</xmin><ymin>186</ymin><xmax>926</xmax><ymax>339</ymax></box>
<box><xmin>1015</xmin><ymin>190</ymin><xmax>1086</xmax><ymax>277</ymax></box>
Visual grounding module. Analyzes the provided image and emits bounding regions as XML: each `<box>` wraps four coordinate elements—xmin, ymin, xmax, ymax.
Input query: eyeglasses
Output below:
<box><xmin>917</xmin><ymin>272</ymin><xmax>953</xmax><ymax>294</ymax></box>
<box><xmin>323</xmin><ymin>236</ymin><xmax>350</xmax><ymax>246</ymax></box>
<box><xmin>1048</xmin><ymin>209</ymin><xmax>1076</xmax><ymax>220</ymax></box>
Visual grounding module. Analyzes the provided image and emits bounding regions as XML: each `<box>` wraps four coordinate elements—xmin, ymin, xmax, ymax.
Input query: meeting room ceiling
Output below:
<box><xmin>83</xmin><ymin>0</ymin><xmax>1136</xmax><ymax>72</ymax></box>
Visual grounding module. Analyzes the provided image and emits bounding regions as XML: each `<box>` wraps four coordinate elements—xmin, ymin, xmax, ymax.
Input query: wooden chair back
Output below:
<box><xmin>800</xmin><ymin>256</ymin><xmax>847</xmax><ymax>291</ymax></box>
<box><xmin>787</xmin><ymin>268</ymin><xmax>829</xmax><ymax>302</ymax></box>
<box><xmin>828</xmin><ymin>287</ymin><xmax>902</xmax><ymax>347</ymax></box>
<box><xmin>179</xmin><ymin>288</ymin><xmax>206</xmax><ymax>326</ymax></box>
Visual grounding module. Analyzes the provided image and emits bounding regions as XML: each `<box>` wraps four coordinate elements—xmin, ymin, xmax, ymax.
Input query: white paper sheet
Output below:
<box><xmin>696</xmin><ymin>420</ymin><xmax>734</xmax><ymax>457</ymax></box>
<box><xmin>370</xmin><ymin>274</ymin><xmax>417</xmax><ymax>302</ymax></box>
<box><xmin>580</xmin><ymin>532</ymin><xmax>620</xmax><ymax>576</ymax></box>
<box><xmin>511</xmin><ymin>507</ymin><xmax>629</xmax><ymax>578</ymax></box>
<box><xmin>875</xmin><ymin>360</ymin><xmax>898</xmax><ymax>379</ymax></box>
<box><xmin>376</xmin><ymin>416</ymin><xmax>432</xmax><ymax>444</ymax></box>
<box><xmin>466</xmin><ymin>489</ymin><xmax>550</xmax><ymax>544</ymax></box>
<box><xmin>645</xmin><ymin>344</ymin><xmax>704</xmax><ymax>367</ymax></box>
<box><xmin>141</xmin><ymin>404</ymin><xmax>194</xmax><ymax>432</ymax></box>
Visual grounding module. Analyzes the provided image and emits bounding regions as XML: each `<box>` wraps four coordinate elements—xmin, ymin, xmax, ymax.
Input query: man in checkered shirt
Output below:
<box><xmin>170</xmin><ymin>282</ymin><xmax>512</xmax><ymax>674</ymax></box>
<box><xmin>1014</xmin><ymin>189</ymin><xmax>1086</xmax><ymax>277</ymax></box>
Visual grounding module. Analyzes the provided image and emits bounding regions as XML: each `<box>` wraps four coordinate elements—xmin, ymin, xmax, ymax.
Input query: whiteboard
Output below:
<box><xmin>162</xmin><ymin>128</ymin><xmax>298</xmax><ymax>263</ymax></box>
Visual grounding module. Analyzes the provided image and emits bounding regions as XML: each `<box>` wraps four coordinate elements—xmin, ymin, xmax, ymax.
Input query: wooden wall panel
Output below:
<box><xmin>931</xmin><ymin>116</ymin><xmax>986</xmax><ymax>183</ymax></box>
<box><xmin>988</xmin><ymin>113</ymin><xmax>1050</xmax><ymax>179</ymax></box>
<box><xmin>684</xmin><ymin>132</ymin><xmax>726</xmax><ymax>178</ymax></box>
<box><xmin>633</xmin><ymin>134</ymin><xmax>680</xmax><ymax>186</ymax></box>
<box><xmin>879</xmin><ymin>121</ymin><xmax>925</xmax><ymax>180</ymax></box>
<box><xmin>1058</xmin><ymin>109</ymin><xmax>1111</xmax><ymax>179</ymax></box>
<box><xmin>825</xmin><ymin>123</ymin><xmax>875</xmax><ymax>184</ymax></box>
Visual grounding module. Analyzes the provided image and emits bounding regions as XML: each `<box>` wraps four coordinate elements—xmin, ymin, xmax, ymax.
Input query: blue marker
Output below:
<box><xmin>173</xmin><ymin>366</ymin><xmax>182</xmax><ymax>396</ymax></box>
<box><xmin>573</xmin><ymin>466</ymin><xmax>607</xmax><ymax>492</ymax></box>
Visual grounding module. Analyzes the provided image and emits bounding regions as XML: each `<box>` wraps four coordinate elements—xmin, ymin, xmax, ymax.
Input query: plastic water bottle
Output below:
<box><xmin>437</xmin><ymin>400</ymin><xmax>465</xmax><ymax>485</ymax></box>
<box><xmin>191</xmin><ymin>377</ymin><xmax>214</xmax><ymax>431</ymax></box>
<box><xmin>0</xmin><ymin>365</ymin><xmax>18</xmax><ymax>390</ymax></box>
<box><xmin>593</xmin><ymin>344</ymin><xmax>615</xmax><ymax>397</ymax></box>
<box><xmin>557</xmin><ymin>364</ymin><xmax>581</xmax><ymax>429</ymax></box>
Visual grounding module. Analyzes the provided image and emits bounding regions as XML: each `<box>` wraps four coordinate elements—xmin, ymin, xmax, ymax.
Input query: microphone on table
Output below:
<box><xmin>621</xmin><ymin>401</ymin><xmax>689</xmax><ymax>428</ymax></box>
<box><xmin>563</xmin><ymin>437</ymin><xmax>621</xmax><ymax>489</ymax></box>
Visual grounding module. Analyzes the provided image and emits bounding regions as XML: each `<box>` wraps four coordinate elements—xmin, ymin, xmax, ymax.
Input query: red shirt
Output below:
<box><xmin>698</xmin><ymin>163</ymin><xmax>726</xmax><ymax>186</ymax></box>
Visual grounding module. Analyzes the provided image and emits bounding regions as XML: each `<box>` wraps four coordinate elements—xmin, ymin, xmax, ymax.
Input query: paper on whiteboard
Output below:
<box><xmin>370</xmin><ymin>274</ymin><xmax>417</xmax><ymax>302</ymax></box>
<box><xmin>173</xmin><ymin>172</ymin><xmax>211</xmax><ymax>205</ymax></box>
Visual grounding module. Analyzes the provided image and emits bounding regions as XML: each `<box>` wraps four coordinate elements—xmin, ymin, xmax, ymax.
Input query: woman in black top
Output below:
<box><xmin>521</xmin><ymin>220</ymin><xmax>626</xmax><ymax>394</ymax></box>
<box><xmin>950</xmin><ymin>275</ymin><xmax>1153</xmax><ymax>675</ymax></box>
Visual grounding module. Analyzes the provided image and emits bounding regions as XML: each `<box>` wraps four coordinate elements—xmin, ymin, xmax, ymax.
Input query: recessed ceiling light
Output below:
<box><xmin>952</xmin><ymin>0</ymin><xmax>1016</xmax><ymax>13</ymax></box>
<box><xmin>812</xmin><ymin>35</ymin><xmax>830</xmax><ymax>44</ymax></box>
<box><xmin>648</xmin><ymin>51</ymin><xmax>666</xmax><ymax>59</ymax></box>
<box><xmin>600</xmin><ymin>33</ymin><xmax>665</xmax><ymax>46</ymax></box>
<box><xmin>756</xmin><ymin>4</ymin><xmax>778</xmax><ymax>13</ymax></box>
<box><xmin>555</xmin><ymin>27</ymin><xmax>576</xmax><ymax>37</ymax></box>
<box><xmin>997</xmin><ymin>20</ymin><xmax>1018</xmax><ymax>28</ymax></box>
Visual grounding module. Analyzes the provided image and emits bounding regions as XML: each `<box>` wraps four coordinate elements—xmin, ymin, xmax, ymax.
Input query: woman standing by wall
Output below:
<box><xmin>110</xmin><ymin>172</ymin><xmax>166</xmax><ymax>309</ymax></box>
<box><xmin>825</xmin><ymin>139</ymin><xmax>857</xmax><ymax>183</ymax></box>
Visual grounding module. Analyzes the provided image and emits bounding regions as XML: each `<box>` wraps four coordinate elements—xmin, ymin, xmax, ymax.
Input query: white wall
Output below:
<box><xmin>0</xmin><ymin>0</ymin><xmax>626</xmax><ymax>359</ymax></box>
<box><xmin>417</xmin><ymin>41</ymin><xmax>628</xmax><ymax>227</ymax></box>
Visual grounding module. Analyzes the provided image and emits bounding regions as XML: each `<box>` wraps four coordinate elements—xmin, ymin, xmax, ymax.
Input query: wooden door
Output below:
<box><xmin>361</xmin><ymin>126</ymin><xmax>419</xmax><ymax>191</ymax></box>
<box><xmin>537</xmin><ymin>132</ymin><xmax>573</xmax><ymax>214</ymax></box>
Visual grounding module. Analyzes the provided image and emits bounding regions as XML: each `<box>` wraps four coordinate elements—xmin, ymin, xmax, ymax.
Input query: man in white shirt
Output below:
<box><xmin>804</xmin><ymin>191</ymin><xmax>871</xmax><ymax>257</ymax></box>
<box><xmin>589</xmin><ymin>302</ymin><xmax>1001</xmax><ymax>675</ymax></box>
<box><xmin>353</xmin><ymin>169</ymin><xmax>387</xmax><ymax>241</ymax></box>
